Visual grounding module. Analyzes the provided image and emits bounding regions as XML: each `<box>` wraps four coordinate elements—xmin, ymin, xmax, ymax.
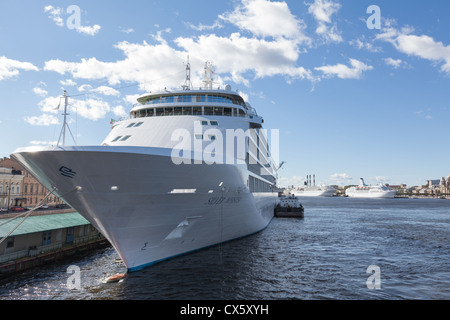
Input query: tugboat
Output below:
<box><xmin>275</xmin><ymin>194</ymin><xmax>304</xmax><ymax>218</ymax></box>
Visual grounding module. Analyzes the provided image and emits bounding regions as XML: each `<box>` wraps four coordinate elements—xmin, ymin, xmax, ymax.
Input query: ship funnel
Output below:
<box><xmin>359</xmin><ymin>178</ymin><xmax>366</xmax><ymax>187</ymax></box>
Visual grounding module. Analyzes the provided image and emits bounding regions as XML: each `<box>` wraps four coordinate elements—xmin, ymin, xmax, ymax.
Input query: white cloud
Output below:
<box><xmin>121</xmin><ymin>27</ymin><xmax>135</xmax><ymax>34</ymax></box>
<box><xmin>330</xmin><ymin>173</ymin><xmax>352</xmax><ymax>182</ymax></box>
<box><xmin>76</xmin><ymin>24</ymin><xmax>101</xmax><ymax>36</ymax></box>
<box><xmin>60</xmin><ymin>79</ymin><xmax>77</xmax><ymax>86</ymax></box>
<box><xmin>307</xmin><ymin>0</ymin><xmax>342</xmax><ymax>43</ymax></box>
<box><xmin>70</xmin><ymin>98</ymin><xmax>111</xmax><ymax>121</ymax></box>
<box><xmin>44</xmin><ymin>29</ymin><xmax>313</xmax><ymax>90</ymax></box>
<box><xmin>384</xmin><ymin>57</ymin><xmax>406</xmax><ymax>69</ymax></box>
<box><xmin>414</xmin><ymin>110</ymin><xmax>432</xmax><ymax>121</ymax></box>
<box><xmin>24</xmin><ymin>114</ymin><xmax>59</xmax><ymax>126</ymax></box>
<box><xmin>44</xmin><ymin>40</ymin><xmax>186</xmax><ymax>89</ymax></box>
<box><xmin>186</xmin><ymin>20</ymin><xmax>223</xmax><ymax>32</ymax></box>
<box><xmin>44</xmin><ymin>5</ymin><xmax>64</xmax><ymax>27</ymax></box>
<box><xmin>219</xmin><ymin>0</ymin><xmax>309</xmax><ymax>42</ymax></box>
<box><xmin>33</xmin><ymin>93</ymin><xmax>119</xmax><ymax>123</ymax></box>
<box><xmin>377</xmin><ymin>25</ymin><xmax>450</xmax><ymax>74</ymax></box>
<box><xmin>33</xmin><ymin>87</ymin><xmax>48</xmax><ymax>97</ymax></box>
<box><xmin>315</xmin><ymin>58</ymin><xmax>373</xmax><ymax>79</ymax></box>
<box><xmin>175</xmin><ymin>34</ymin><xmax>312</xmax><ymax>84</ymax></box>
<box><xmin>38</xmin><ymin>96</ymin><xmax>62</xmax><ymax>114</ymax></box>
<box><xmin>123</xmin><ymin>94</ymin><xmax>141</xmax><ymax>105</ymax></box>
<box><xmin>0</xmin><ymin>56</ymin><xmax>38</xmax><ymax>81</ymax></box>
<box><xmin>44</xmin><ymin>5</ymin><xmax>101</xmax><ymax>36</ymax></box>
<box><xmin>91</xmin><ymin>86</ymin><xmax>120</xmax><ymax>96</ymax></box>
<box><xmin>349</xmin><ymin>37</ymin><xmax>381</xmax><ymax>53</ymax></box>
<box><xmin>112</xmin><ymin>105</ymin><xmax>128</xmax><ymax>118</ymax></box>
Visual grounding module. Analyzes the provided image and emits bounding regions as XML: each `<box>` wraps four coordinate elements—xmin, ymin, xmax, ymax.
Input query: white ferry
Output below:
<box><xmin>12</xmin><ymin>61</ymin><xmax>278</xmax><ymax>272</ymax></box>
<box><xmin>345</xmin><ymin>178</ymin><xmax>397</xmax><ymax>198</ymax></box>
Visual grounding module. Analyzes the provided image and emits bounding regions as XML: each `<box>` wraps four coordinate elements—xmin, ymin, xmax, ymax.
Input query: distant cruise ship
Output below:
<box><xmin>291</xmin><ymin>174</ymin><xmax>336</xmax><ymax>197</ymax></box>
<box><xmin>292</xmin><ymin>185</ymin><xmax>337</xmax><ymax>197</ymax></box>
<box><xmin>345</xmin><ymin>178</ymin><xmax>397</xmax><ymax>198</ymax></box>
<box><xmin>12</xmin><ymin>61</ymin><xmax>278</xmax><ymax>272</ymax></box>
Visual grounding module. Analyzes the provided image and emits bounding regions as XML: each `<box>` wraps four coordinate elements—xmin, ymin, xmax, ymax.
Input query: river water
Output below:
<box><xmin>0</xmin><ymin>197</ymin><xmax>448</xmax><ymax>301</ymax></box>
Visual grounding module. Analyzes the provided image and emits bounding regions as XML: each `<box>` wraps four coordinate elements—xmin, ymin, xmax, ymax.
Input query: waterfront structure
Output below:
<box><xmin>414</xmin><ymin>174</ymin><xmax>450</xmax><ymax>196</ymax></box>
<box><xmin>0</xmin><ymin>211</ymin><xmax>103</xmax><ymax>264</ymax></box>
<box><xmin>0</xmin><ymin>157</ymin><xmax>64</xmax><ymax>208</ymax></box>
<box><xmin>440</xmin><ymin>174</ymin><xmax>450</xmax><ymax>194</ymax></box>
<box><xmin>12</xmin><ymin>61</ymin><xmax>279</xmax><ymax>272</ymax></box>
<box><xmin>0</xmin><ymin>166</ymin><xmax>23</xmax><ymax>210</ymax></box>
<box><xmin>345</xmin><ymin>178</ymin><xmax>397</xmax><ymax>198</ymax></box>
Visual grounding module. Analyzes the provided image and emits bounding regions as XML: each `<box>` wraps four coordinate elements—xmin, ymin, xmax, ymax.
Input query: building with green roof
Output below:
<box><xmin>0</xmin><ymin>211</ymin><xmax>104</xmax><ymax>265</ymax></box>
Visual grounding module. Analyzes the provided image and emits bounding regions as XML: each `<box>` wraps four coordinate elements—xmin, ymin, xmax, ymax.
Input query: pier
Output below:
<box><xmin>0</xmin><ymin>209</ymin><xmax>109</xmax><ymax>278</ymax></box>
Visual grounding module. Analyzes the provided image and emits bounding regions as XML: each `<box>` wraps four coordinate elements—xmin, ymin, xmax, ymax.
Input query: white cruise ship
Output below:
<box><xmin>291</xmin><ymin>175</ymin><xmax>336</xmax><ymax>197</ymax></box>
<box><xmin>345</xmin><ymin>178</ymin><xmax>397</xmax><ymax>198</ymax></box>
<box><xmin>292</xmin><ymin>185</ymin><xmax>336</xmax><ymax>197</ymax></box>
<box><xmin>12</xmin><ymin>61</ymin><xmax>278</xmax><ymax>272</ymax></box>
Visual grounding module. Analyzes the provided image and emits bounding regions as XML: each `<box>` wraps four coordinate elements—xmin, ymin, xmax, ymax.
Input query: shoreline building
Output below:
<box><xmin>0</xmin><ymin>157</ymin><xmax>64</xmax><ymax>208</ymax></box>
<box><xmin>440</xmin><ymin>174</ymin><xmax>450</xmax><ymax>194</ymax></box>
<box><xmin>0</xmin><ymin>167</ymin><xmax>23</xmax><ymax>210</ymax></box>
<box><xmin>0</xmin><ymin>210</ymin><xmax>107</xmax><ymax>277</ymax></box>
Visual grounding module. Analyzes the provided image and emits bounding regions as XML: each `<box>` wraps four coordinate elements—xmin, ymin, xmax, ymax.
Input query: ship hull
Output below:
<box><xmin>345</xmin><ymin>190</ymin><xmax>397</xmax><ymax>198</ymax></box>
<box><xmin>12</xmin><ymin>146</ymin><xmax>277</xmax><ymax>271</ymax></box>
<box><xmin>292</xmin><ymin>189</ymin><xmax>336</xmax><ymax>197</ymax></box>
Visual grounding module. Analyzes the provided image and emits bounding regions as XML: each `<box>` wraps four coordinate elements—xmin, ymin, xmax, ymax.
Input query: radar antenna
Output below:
<box><xmin>182</xmin><ymin>56</ymin><xmax>192</xmax><ymax>91</ymax></box>
<box><xmin>202</xmin><ymin>61</ymin><xmax>214</xmax><ymax>90</ymax></box>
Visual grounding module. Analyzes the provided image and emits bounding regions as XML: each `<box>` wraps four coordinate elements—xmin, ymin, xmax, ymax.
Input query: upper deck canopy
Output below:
<box><xmin>136</xmin><ymin>89</ymin><xmax>245</xmax><ymax>106</ymax></box>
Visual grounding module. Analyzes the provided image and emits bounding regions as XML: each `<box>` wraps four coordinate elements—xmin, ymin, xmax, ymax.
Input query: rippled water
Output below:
<box><xmin>0</xmin><ymin>197</ymin><xmax>449</xmax><ymax>300</ymax></box>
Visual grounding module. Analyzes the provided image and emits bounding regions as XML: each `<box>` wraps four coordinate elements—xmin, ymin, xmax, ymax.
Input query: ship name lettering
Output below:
<box><xmin>205</xmin><ymin>196</ymin><xmax>242</xmax><ymax>205</ymax></box>
<box><xmin>206</xmin><ymin>197</ymin><xmax>225</xmax><ymax>205</ymax></box>
<box><xmin>225</xmin><ymin>197</ymin><xmax>241</xmax><ymax>204</ymax></box>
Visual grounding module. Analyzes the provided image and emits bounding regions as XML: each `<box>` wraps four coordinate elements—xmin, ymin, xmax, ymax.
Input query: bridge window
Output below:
<box><xmin>204</xmin><ymin>107</ymin><xmax>213</xmax><ymax>115</ymax></box>
<box><xmin>174</xmin><ymin>107</ymin><xmax>182</xmax><ymax>115</ymax></box>
<box><xmin>224</xmin><ymin>108</ymin><xmax>232</xmax><ymax>116</ymax></box>
<box><xmin>156</xmin><ymin>108</ymin><xmax>164</xmax><ymax>116</ymax></box>
<box><xmin>183</xmin><ymin>107</ymin><xmax>192</xmax><ymax>115</ymax></box>
<box><xmin>165</xmin><ymin>107</ymin><xmax>173</xmax><ymax>116</ymax></box>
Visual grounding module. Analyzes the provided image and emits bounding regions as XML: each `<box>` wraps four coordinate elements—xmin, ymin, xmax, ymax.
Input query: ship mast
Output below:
<box><xmin>57</xmin><ymin>90</ymin><xmax>76</xmax><ymax>146</ymax></box>
<box><xmin>182</xmin><ymin>56</ymin><xmax>193</xmax><ymax>91</ymax></box>
<box><xmin>202</xmin><ymin>61</ymin><xmax>214</xmax><ymax>90</ymax></box>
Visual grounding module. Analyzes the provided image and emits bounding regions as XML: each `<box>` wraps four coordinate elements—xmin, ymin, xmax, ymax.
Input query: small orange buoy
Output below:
<box><xmin>105</xmin><ymin>273</ymin><xmax>126</xmax><ymax>283</ymax></box>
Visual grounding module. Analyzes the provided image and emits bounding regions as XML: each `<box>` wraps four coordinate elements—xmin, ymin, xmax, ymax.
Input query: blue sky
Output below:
<box><xmin>0</xmin><ymin>0</ymin><xmax>449</xmax><ymax>187</ymax></box>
